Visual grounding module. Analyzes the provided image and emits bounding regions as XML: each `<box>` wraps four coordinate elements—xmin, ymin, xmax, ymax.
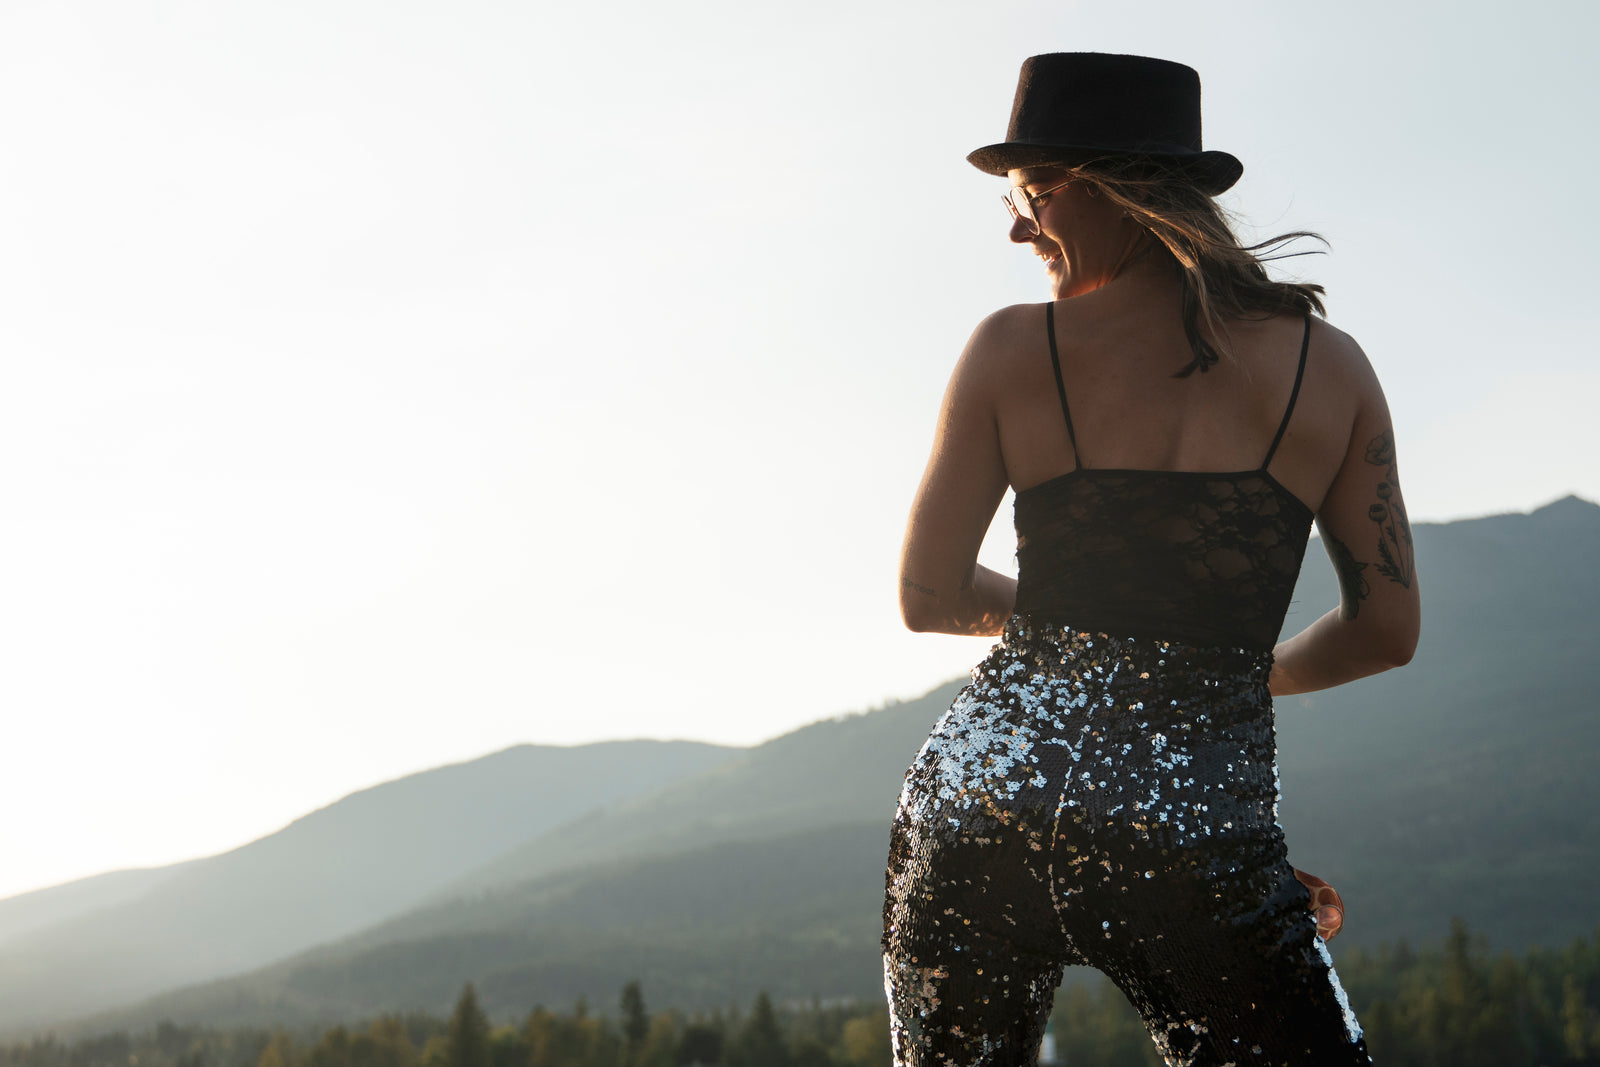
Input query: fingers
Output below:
<box><xmin>1292</xmin><ymin>868</ymin><xmax>1344</xmax><ymax>941</ymax></box>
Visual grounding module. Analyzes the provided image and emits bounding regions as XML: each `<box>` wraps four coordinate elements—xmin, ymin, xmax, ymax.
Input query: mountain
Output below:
<box><xmin>45</xmin><ymin>681</ymin><xmax>971</xmax><ymax>1036</ymax></box>
<box><xmin>417</xmin><ymin>679</ymin><xmax>967</xmax><ymax>906</ymax></box>
<box><xmin>0</xmin><ymin>865</ymin><xmax>195</xmax><ymax>947</ymax></box>
<box><xmin>77</xmin><ymin>821</ymin><xmax>895</xmax><ymax>1029</ymax></box>
<box><xmin>23</xmin><ymin>497</ymin><xmax>1600</xmax><ymax>1038</ymax></box>
<box><xmin>0</xmin><ymin>740</ymin><xmax>737</xmax><ymax>1034</ymax></box>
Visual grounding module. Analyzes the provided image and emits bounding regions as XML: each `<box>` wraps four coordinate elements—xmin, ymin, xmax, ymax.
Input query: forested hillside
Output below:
<box><xmin>10</xmin><ymin>920</ymin><xmax>1600</xmax><ymax>1067</ymax></box>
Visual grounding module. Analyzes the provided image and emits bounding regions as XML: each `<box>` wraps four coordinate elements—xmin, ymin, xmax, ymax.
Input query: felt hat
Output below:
<box><xmin>967</xmin><ymin>53</ymin><xmax>1242</xmax><ymax>195</ymax></box>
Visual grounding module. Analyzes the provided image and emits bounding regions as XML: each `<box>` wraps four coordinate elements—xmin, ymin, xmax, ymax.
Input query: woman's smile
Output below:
<box><xmin>1034</xmin><ymin>243</ymin><xmax>1066</xmax><ymax>280</ymax></box>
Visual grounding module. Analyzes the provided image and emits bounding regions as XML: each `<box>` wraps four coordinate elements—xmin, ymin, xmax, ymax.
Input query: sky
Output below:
<box><xmin>1</xmin><ymin>0</ymin><xmax>1596</xmax><ymax>902</ymax></box>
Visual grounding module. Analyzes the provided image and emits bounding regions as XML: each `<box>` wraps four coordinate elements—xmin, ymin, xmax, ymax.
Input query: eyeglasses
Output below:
<box><xmin>1002</xmin><ymin>178</ymin><xmax>1074</xmax><ymax>236</ymax></box>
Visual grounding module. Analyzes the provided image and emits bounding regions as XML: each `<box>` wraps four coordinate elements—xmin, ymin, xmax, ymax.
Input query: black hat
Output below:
<box><xmin>967</xmin><ymin>53</ymin><xmax>1242</xmax><ymax>195</ymax></box>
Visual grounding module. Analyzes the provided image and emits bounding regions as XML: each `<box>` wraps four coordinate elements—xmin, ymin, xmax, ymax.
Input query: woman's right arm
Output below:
<box><xmin>1270</xmin><ymin>356</ymin><xmax>1422</xmax><ymax>696</ymax></box>
<box><xmin>898</xmin><ymin>311</ymin><xmax>1019</xmax><ymax>637</ymax></box>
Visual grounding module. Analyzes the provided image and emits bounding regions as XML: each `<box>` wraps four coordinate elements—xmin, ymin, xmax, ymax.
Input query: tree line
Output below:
<box><xmin>4</xmin><ymin>920</ymin><xmax>1599</xmax><ymax>1067</ymax></box>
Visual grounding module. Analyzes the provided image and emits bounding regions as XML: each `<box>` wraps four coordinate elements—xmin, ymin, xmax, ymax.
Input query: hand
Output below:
<box><xmin>1292</xmin><ymin>868</ymin><xmax>1345</xmax><ymax>941</ymax></box>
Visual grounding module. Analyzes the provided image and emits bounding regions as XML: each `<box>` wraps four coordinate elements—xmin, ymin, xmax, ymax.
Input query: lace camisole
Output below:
<box><xmin>1012</xmin><ymin>306</ymin><xmax>1315</xmax><ymax>653</ymax></box>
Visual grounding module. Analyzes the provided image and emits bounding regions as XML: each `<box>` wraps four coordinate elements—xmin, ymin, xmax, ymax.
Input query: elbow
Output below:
<box><xmin>1388</xmin><ymin>628</ymin><xmax>1419</xmax><ymax>668</ymax></box>
<box><xmin>1366</xmin><ymin>617</ymin><xmax>1420</xmax><ymax>670</ymax></box>
<box><xmin>1386</xmin><ymin>602</ymin><xmax>1422</xmax><ymax>667</ymax></box>
<box><xmin>1342</xmin><ymin>588</ymin><xmax>1420</xmax><ymax>670</ymax></box>
<box><xmin>899</xmin><ymin>598</ymin><xmax>941</xmax><ymax>634</ymax></box>
<box><xmin>898</xmin><ymin>572</ymin><xmax>948</xmax><ymax>633</ymax></box>
<box><xmin>1383</xmin><ymin>641</ymin><xmax>1416</xmax><ymax>669</ymax></box>
<box><xmin>1331</xmin><ymin>607</ymin><xmax>1418</xmax><ymax>674</ymax></box>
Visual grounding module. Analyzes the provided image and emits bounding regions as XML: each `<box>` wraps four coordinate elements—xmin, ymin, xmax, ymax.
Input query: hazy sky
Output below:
<box><xmin>2</xmin><ymin>0</ymin><xmax>1595</xmax><ymax>901</ymax></box>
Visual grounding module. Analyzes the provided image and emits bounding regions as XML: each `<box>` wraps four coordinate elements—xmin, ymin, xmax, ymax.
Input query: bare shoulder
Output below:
<box><xmin>1243</xmin><ymin>315</ymin><xmax>1390</xmax><ymax>515</ymax></box>
<box><xmin>967</xmin><ymin>301</ymin><xmax>1048</xmax><ymax>350</ymax></box>
<box><xmin>1307</xmin><ymin>317</ymin><xmax>1383</xmax><ymax>402</ymax></box>
<box><xmin>956</xmin><ymin>302</ymin><xmax>1049</xmax><ymax>381</ymax></box>
<box><xmin>1295</xmin><ymin>316</ymin><xmax>1389</xmax><ymax>453</ymax></box>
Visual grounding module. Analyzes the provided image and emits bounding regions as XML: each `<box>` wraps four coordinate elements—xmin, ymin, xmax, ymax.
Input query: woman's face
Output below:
<box><xmin>1007</xmin><ymin>167</ymin><xmax>1138</xmax><ymax>300</ymax></box>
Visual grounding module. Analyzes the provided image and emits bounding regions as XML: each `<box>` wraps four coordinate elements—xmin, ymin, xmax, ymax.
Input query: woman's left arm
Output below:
<box><xmin>899</xmin><ymin>317</ymin><xmax>1016</xmax><ymax>636</ymax></box>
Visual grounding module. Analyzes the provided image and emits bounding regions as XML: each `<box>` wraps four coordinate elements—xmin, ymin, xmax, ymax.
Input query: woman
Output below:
<box><xmin>881</xmin><ymin>53</ymin><xmax>1420</xmax><ymax>1065</ymax></box>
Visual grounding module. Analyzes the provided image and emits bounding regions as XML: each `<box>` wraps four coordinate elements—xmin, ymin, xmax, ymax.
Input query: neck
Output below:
<box><xmin>1110</xmin><ymin>234</ymin><xmax>1161</xmax><ymax>279</ymax></box>
<box><xmin>1059</xmin><ymin>240</ymin><xmax>1176</xmax><ymax>303</ymax></box>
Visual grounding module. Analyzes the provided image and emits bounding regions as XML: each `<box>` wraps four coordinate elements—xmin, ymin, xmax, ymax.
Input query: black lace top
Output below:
<box><xmin>1013</xmin><ymin>308</ymin><xmax>1315</xmax><ymax>652</ymax></box>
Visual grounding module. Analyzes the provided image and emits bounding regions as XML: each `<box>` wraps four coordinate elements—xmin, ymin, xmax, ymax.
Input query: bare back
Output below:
<box><xmin>983</xmin><ymin>282</ymin><xmax>1358</xmax><ymax>518</ymax></box>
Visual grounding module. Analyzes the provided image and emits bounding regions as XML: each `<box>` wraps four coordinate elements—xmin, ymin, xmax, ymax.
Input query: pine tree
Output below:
<box><xmin>677</xmin><ymin>1023</ymin><xmax>722</xmax><ymax>1067</ymax></box>
<box><xmin>621</xmin><ymin>982</ymin><xmax>650</xmax><ymax>1054</ymax></box>
<box><xmin>727</xmin><ymin>992</ymin><xmax>789</xmax><ymax>1067</ymax></box>
<box><xmin>259</xmin><ymin>1034</ymin><xmax>296</xmax><ymax>1067</ymax></box>
<box><xmin>306</xmin><ymin>1027</ymin><xmax>351</xmax><ymax>1067</ymax></box>
<box><xmin>1565</xmin><ymin>974</ymin><xmax>1593</xmax><ymax>1061</ymax></box>
<box><xmin>634</xmin><ymin>1015</ymin><xmax>680</xmax><ymax>1067</ymax></box>
<box><xmin>354</xmin><ymin>1018</ymin><xmax>417</xmax><ymax>1067</ymax></box>
<box><xmin>840</xmin><ymin>1010</ymin><xmax>891</xmax><ymax>1067</ymax></box>
<box><xmin>446</xmin><ymin>984</ymin><xmax>490</xmax><ymax>1067</ymax></box>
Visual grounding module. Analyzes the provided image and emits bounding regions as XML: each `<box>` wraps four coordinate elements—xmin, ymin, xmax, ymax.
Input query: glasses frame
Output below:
<box><xmin>1003</xmin><ymin>178</ymin><xmax>1075</xmax><ymax>236</ymax></box>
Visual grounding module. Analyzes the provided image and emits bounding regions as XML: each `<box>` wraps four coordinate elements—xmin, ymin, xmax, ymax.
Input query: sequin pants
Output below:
<box><xmin>881</xmin><ymin>619</ymin><xmax>1369</xmax><ymax>1066</ymax></box>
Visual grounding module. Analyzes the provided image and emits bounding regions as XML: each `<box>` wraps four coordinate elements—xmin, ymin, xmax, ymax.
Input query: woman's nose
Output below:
<box><xmin>1008</xmin><ymin>216</ymin><xmax>1037</xmax><ymax>244</ymax></box>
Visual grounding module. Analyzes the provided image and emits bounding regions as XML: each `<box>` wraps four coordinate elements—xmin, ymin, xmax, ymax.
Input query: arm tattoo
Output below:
<box><xmin>1363</xmin><ymin>430</ymin><xmax>1416</xmax><ymax>589</ymax></box>
<box><xmin>1325</xmin><ymin>533</ymin><xmax>1370</xmax><ymax>620</ymax></box>
<box><xmin>901</xmin><ymin>577</ymin><xmax>938</xmax><ymax>598</ymax></box>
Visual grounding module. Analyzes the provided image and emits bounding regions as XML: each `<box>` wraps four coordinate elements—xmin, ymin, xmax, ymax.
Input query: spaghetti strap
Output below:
<box><xmin>1044</xmin><ymin>302</ymin><xmax>1080</xmax><ymax>469</ymax></box>
<box><xmin>1261</xmin><ymin>314</ymin><xmax>1311</xmax><ymax>470</ymax></box>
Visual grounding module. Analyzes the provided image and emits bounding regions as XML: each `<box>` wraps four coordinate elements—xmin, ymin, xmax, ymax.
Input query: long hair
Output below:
<box><xmin>1056</xmin><ymin>157</ymin><xmax>1327</xmax><ymax>377</ymax></box>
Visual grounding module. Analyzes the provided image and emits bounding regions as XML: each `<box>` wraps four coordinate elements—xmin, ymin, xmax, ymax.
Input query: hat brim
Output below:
<box><xmin>966</xmin><ymin>141</ymin><xmax>1243</xmax><ymax>195</ymax></box>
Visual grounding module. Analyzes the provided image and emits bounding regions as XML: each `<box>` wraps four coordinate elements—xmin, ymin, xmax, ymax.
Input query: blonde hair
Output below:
<box><xmin>1051</xmin><ymin>157</ymin><xmax>1326</xmax><ymax>377</ymax></box>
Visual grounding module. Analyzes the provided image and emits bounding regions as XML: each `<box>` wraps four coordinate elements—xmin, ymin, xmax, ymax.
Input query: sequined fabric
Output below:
<box><xmin>882</xmin><ymin>619</ymin><xmax>1369</xmax><ymax>1065</ymax></box>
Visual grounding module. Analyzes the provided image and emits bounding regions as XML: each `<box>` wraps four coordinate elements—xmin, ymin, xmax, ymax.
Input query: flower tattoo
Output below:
<box><xmin>1325</xmin><ymin>533</ymin><xmax>1370</xmax><ymax>619</ymax></box>
<box><xmin>1363</xmin><ymin>430</ymin><xmax>1414</xmax><ymax>589</ymax></box>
